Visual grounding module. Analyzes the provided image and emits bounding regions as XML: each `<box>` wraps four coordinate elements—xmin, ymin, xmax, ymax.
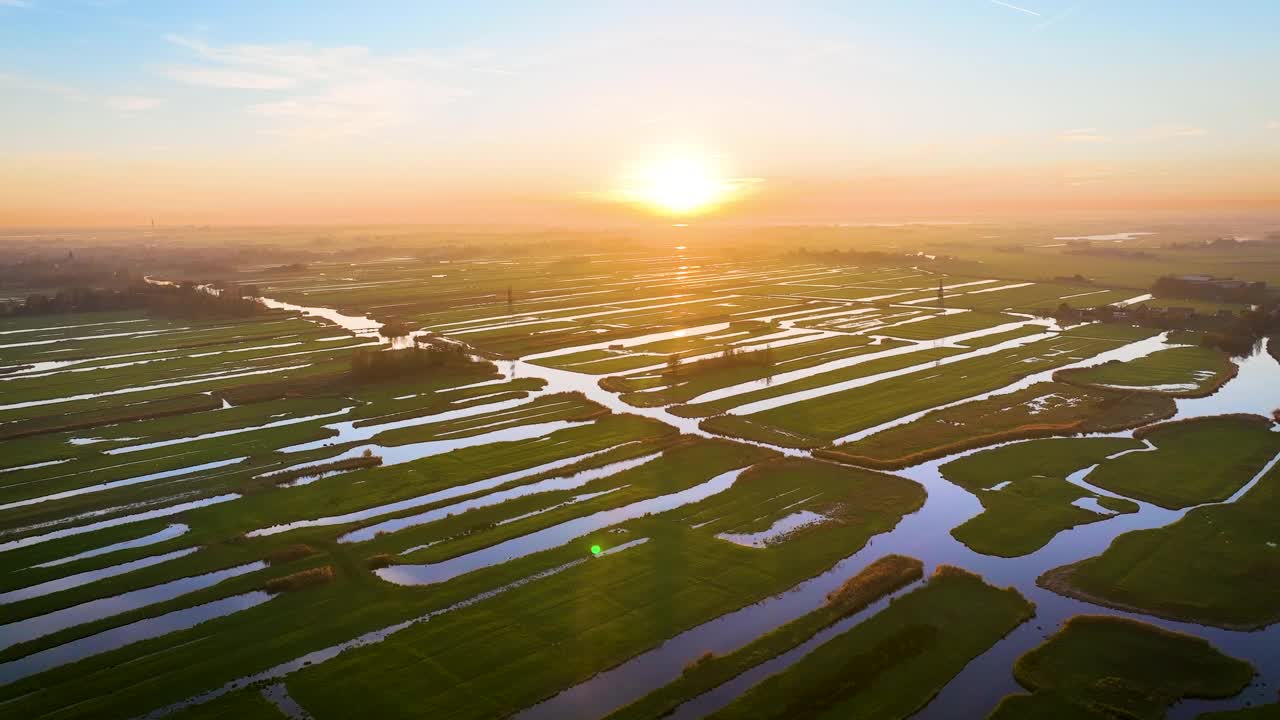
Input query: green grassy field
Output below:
<box><xmin>1042</xmin><ymin>455</ymin><xmax>1280</xmax><ymax>630</ymax></box>
<box><xmin>605</xmin><ymin>335</ymin><xmax>897</xmax><ymax>409</ymax></box>
<box><xmin>707</xmin><ymin>567</ymin><xmax>1034</xmax><ymax>720</ymax></box>
<box><xmin>607</xmin><ymin>555</ymin><xmax>925</xmax><ymax>720</ymax></box>
<box><xmin>876</xmin><ymin>310</ymin><xmax>1020</xmax><ymax>340</ymax></box>
<box><xmin>704</xmin><ymin>325</ymin><xmax>1157</xmax><ymax>448</ymax></box>
<box><xmin>824</xmin><ymin>382</ymin><xmax>1173</xmax><ymax>467</ymax></box>
<box><xmin>889</xmin><ymin>282</ymin><xmax>1138</xmax><ymax>312</ymax></box>
<box><xmin>1084</xmin><ymin>415</ymin><xmax>1280</xmax><ymax>509</ymax></box>
<box><xmin>670</xmin><ymin>324</ymin><xmax>1050</xmax><ymax>420</ymax></box>
<box><xmin>1</xmin><ymin>237</ymin><xmax>1276</xmax><ymax>720</ymax></box>
<box><xmin>167</xmin><ymin>688</ymin><xmax>288</xmax><ymax>720</ymax></box>
<box><xmin>0</xmin><ymin>451</ymin><xmax>923</xmax><ymax>718</ymax></box>
<box><xmin>273</xmin><ymin>460</ymin><xmax>924</xmax><ymax>720</ymax></box>
<box><xmin>989</xmin><ymin>616</ymin><xmax>1252</xmax><ymax>720</ymax></box>
<box><xmin>941</xmin><ymin>438</ymin><xmax>1141</xmax><ymax>557</ymax></box>
<box><xmin>378</xmin><ymin>437</ymin><xmax>775</xmax><ymax>564</ymax></box>
<box><xmin>1057</xmin><ymin>345</ymin><xmax>1235</xmax><ymax>395</ymax></box>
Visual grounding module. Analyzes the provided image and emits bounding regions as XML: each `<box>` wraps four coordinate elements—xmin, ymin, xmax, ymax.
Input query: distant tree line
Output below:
<box><xmin>349</xmin><ymin>343</ymin><xmax>481</xmax><ymax>382</ymax></box>
<box><xmin>1063</xmin><ymin>246</ymin><xmax>1157</xmax><ymax>260</ymax></box>
<box><xmin>666</xmin><ymin>346</ymin><xmax>775</xmax><ymax>377</ymax></box>
<box><xmin>1049</xmin><ymin>300</ymin><xmax>1279</xmax><ymax>358</ymax></box>
<box><xmin>1152</xmin><ymin>276</ymin><xmax>1270</xmax><ymax>305</ymax></box>
<box><xmin>1161</xmin><ymin>237</ymin><xmax>1276</xmax><ymax>250</ymax></box>
<box><xmin>789</xmin><ymin>248</ymin><xmax>926</xmax><ymax>266</ymax></box>
<box><xmin>0</xmin><ymin>282</ymin><xmax>265</xmax><ymax>319</ymax></box>
<box><xmin>1199</xmin><ymin>307</ymin><xmax>1280</xmax><ymax>356</ymax></box>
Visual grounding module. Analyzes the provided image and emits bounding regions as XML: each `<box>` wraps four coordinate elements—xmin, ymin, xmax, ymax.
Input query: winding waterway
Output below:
<box><xmin>116</xmin><ymin>289</ymin><xmax>1280</xmax><ymax>718</ymax></box>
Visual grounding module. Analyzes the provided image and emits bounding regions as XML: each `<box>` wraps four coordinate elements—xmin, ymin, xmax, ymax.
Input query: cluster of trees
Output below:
<box><xmin>146</xmin><ymin>284</ymin><xmax>265</xmax><ymax>319</ymax></box>
<box><xmin>210</xmin><ymin>281</ymin><xmax>261</xmax><ymax>298</ymax></box>
<box><xmin>0</xmin><ymin>282</ymin><xmax>265</xmax><ymax>319</ymax></box>
<box><xmin>1048</xmin><ymin>298</ymin><xmax>1280</xmax><ymax>357</ymax></box>
<box><xmin>1161</xmin><ymin>237</ymin><xmax>1271</xmax><ymax>250</ymax></box>
<box><xmin>5</xmin><ymin>287</ymin><xmax>149</xmax><ymax>316</ymax></box>
<box><xmin>1200</xmin><ymin>332</ymin><xmax>1260</xmax><ymax>357</ymax></box>
<box><xmin>1064</xmin><ymin>246</ymin><xmax>1157</xmax><ymax>260</ymax></box>
<box><xmin>349</xmin><ymin>343</ymin><xmax>478</xmax><ymax>381</ymax></box>
<box><xmin>667</xmin><ymin>345</ymin><xmax>775</xmax><ymax>377</ymax></box>
<box><xmin>1199</xmin><ymin>306</ymin><xmax>1280</xmax><ymax>356</ymax></box>
<box><xmin>0</xmin><ymin>252</ymin><xmax>133</xmax><ymax>289</ymax></box>
<box><xmin>1054</xmin><ymin>274</ymin><xmax>1093</xmax><ymax>284</ymax></box>
<box><xmin>704</xmin><ymin>345</ymin><xmax>775</xmax><ymax>369</ymax></box>
<box><xmin>1152</xmin><ymin>275</ymin><xmax>1270</xmax><ymax>305</ymax></box>
<box><xmin>378</xmin><ymin>320</ymin><xmax>415</xmax><ymax>338</ymax></box>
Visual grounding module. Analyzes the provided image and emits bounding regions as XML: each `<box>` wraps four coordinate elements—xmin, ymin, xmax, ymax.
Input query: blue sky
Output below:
<box><xmin>2</xmin><ymin>1</ymin><xmax>1278</xmax><ymax>224</ymax></box>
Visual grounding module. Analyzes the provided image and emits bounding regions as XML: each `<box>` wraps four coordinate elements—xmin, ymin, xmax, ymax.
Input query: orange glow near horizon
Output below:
<box><xmin>2</xmin><ymin>5</ymin><xmax>1280</xmax><ymax>227</ymax></box>
<box><xmin>601</xmin><ymin>151</ymin><xmax>755</xmax><ymax>218</ymax></box>
<box><xmin>630</xmin><ymin>156</ymin><xmax>729</xmax><ymax>215</ymax></box>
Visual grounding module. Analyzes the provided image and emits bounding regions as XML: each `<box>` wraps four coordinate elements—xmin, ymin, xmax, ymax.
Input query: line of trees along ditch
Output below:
<box><xmin>0</xmin><ymin>282</ymin><xmax>266</xmax><ymax>320</ymax></box>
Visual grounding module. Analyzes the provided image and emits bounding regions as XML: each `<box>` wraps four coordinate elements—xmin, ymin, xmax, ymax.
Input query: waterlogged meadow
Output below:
<box><xmin>1</xmin><ymin>247</ymin><xmax>1279</xmax><ymax>719</ymax></box>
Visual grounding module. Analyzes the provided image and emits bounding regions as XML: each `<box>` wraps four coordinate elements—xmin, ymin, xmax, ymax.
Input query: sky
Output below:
<box><xmin>1</xmin><ymin>0</ymin><xmax>1278</xmax><ymax>226</ymax></box>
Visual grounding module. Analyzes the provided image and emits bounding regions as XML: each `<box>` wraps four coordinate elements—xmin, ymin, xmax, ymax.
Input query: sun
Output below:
<box><xmin>629</xmin><ymin>156</ymin><xmax>730</xmax><ymax>215</ymax></box>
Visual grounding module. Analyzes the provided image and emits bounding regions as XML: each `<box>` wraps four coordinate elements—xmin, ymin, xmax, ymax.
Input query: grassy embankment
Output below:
<box><xmin>891</xmin><ymin>281</ymin><xmax>1137</xmax><ymax>312</ymax></box>
<box><xmin>670</xmin><ymin>324</ymin><xmax>1049</xmax><ymax>421</ymax></box>
<box><xmin>449</xmin><ymin>294</ymin><xmax>806</xmax><ymax>359</ymax></box>
<box><xmin>0</xmin><ymin>413</ymin><xmax>675</xmax><ymax>628</ymax></box>
<box><xmin>0</xmin><ymin>455</ymin><xmax>923</xmax><ymax>719</ymax></box>
<box><xmin>1041</xmin><ymin>454</ymin><xmax>1280</xmax><ymax>630</ymax></box>
<box><xmin>819</xmin><ymin>381</ymin><xmax>1173</xmax><ymax>469</ymax></box>
<box><xmin>0</xmin><ymin>390</ymin><xmax>603</xmax><ymax>541</ymax></box>
<box><xmin>0</xmin><ymin>394</ymin><xmax>224</xmax><ymax>441</ymax></box>
<box><xmin>989</xmin><ymin>615</ymin><xmax>1252</xmax><ymax>719</ymax></box>
<box><xmin>0</xmin><ymin>315</ymin><xmax>374</xmax><ymax>418</ymax></box>
<box><xmin>703</xmin><ymin>325</ymin><xmax>1157</xmax><ymax>449</ymax></box>
<box><xmin>940</xmin><ymin>438</ymin><xmax>1141</xmax><ymax>557</ymax></box>
<box><xmin>530</xmin><ymin>320</ymin><xmax>791</xmax><ymax>375</ymax></box>
<box><xmin>606</xmin><ymin>555</ymin><xmax>924</xmax><ymax>720</ymax></box>
<box><xmin>707</xmin><ymin>566</ymin><xmax>1034</xmax><ymax>720</ymax></box>
<box><xmin>875</xmin><ymin>310</ymin><xmax>1021</xmax><ymax>340</ymax></box>
<box><xmin>271</xmin><ymin>459</ymin><xmax>924</xmax><ymax>720</ymax></box>
<box><xmin>0</xmin><ymin>394</ymin><xmax>353</xmax><ymax>472</ymax></box>
<box><xmin>672</xmin><ymin>458</ymin><xmax>925</xmax><ymax>554</ymax></box>
<box><xmin>1055</xmin><ymin>345</ymin><xmax>1237</xmax><ymax>397</ymax></box>
<box><xmin>376</xmin><ymin>436</ymin><xmax>765</xmax><ymax>564</ymax></box>
<box><xmin>601</xmin><ymin>335</ymin><xmax>897</xmax><ymax>409</ymax></box>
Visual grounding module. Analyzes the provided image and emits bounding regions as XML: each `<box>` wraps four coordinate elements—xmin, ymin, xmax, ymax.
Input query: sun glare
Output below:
<box><xmin>631</xmin><ymin>156</ymin><xmax>729</xmax><ymax>215</ymax></box>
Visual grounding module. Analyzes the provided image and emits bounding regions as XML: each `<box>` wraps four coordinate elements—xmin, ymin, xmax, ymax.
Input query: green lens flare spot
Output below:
<box><xmin>590</xmin><ymin>544</ymin><xmax>602</xmax><ymax>556</ymax></box>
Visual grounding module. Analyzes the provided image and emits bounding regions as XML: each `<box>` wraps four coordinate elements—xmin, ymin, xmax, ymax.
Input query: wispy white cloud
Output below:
<box><xmin>0</xmin><ymin>0</ymin><xmax>32</xmax><ymax>8</ymax></box>
<box><xmin>1267</xmin><ymin>120</ymin><xmax>1280</xmax><ymax>130</ymax></box>
<box><xmin>164</xmin><ymin>66</ymin><xmax>297</xmax><ymax>90</ymax></box>
<box><xmin>163</xmin><ymin>34</ymin><xmax>371</xmax><ymax>81</ymax></box>
<box><xmin>160</xmin><ymin>33</ymin><xmax>483</xmax><ymax>139</ymax></box>
<box><xmin>1057</xmin><ymin>127</ymin><xmax>1109</xmax><ymax>143</ymax></box>
<box><xmin>106</xmin><ymin>95</ymin><xmax>164</xmax><ymax>113</ymax></box>
<box><xmin>990</xmin><ymin>0</ymin><xmax>1041</xmax><ymax>17</ymax></box>
<box><xmin>1143</xmin><ymin>123</ymin><xmax>1208</xmax><ymax>140</ymax></box>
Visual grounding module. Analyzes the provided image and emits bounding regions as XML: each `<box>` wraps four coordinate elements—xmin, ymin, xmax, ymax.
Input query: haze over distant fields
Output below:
<box><xmin>1</xmin><ymin>0</ymin><xmax>1278</xmax><ymax>226</ymax></box>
